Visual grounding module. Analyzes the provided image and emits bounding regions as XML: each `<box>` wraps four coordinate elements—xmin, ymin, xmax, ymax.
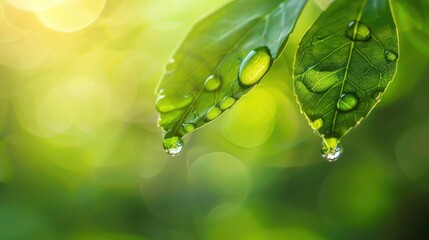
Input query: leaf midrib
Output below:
<box><xmin>330</xmin><ymin>0</ymin><xmax>369</xmax><ymax>141</ymax></box>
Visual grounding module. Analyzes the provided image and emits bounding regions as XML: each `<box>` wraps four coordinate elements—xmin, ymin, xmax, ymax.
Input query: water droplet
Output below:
<box><xmin>385</xmin><ymin>50</ymin><xmax>398</xmax><ymax>62</ymax></box>
<box><xmin>183</xmin><ymin>123</ymin><xmax>196</xmax><ymax>133</ymax></box>
<box><xmin>204</xmin><ymin>75</ymin><xmax>221</xmax><ymax>92</ymax></box>
<box><xmin>346</xmin><ymin>21</ymin><xmax>371</xmax><ymax>42</ymax></box>
<box><xmin>238</xmin><ymin>47</ymin><xmax>272</xmax><ymax>87</ymax></box>
<box><xmin>321</xmin><ymin>138</ymin><xmax>342</xmax><ymax>162</ymax></box>
<box><xmin>219</xmin><ymin>96</ymin><xmax>236</xmax><ymax>110</ymax></box>
<box><xmin>337</xmin><ymin>92</ymin><xmax>359</xmax><ymax>112</ymax></box>
<box><xmin>165</xmin><ymin>58</ymin><xmax>177</xmax><ymax>72</ymax></box>
<box><xmin>163</xmin><ymin>135</ymin><xmax>183</xmax><ymax>156</ymax></box>
<box><xmin>302</xmin><ymin>68</ymin><xmax>340</xmax><ymax>94</ymax></box>
<box><xmin>311</xmin><ymin>118</ymin><xmax>324</xmax><ymax>130</ymax></box>
<box><xmin>155</xmin><ymin>94</ymin><xmax>194</xmax><ymax>113</ymax></box>
<box><xmin>205</xmin><ymin>106</ymin><xmax>222</xmax><ymax>121</ymax></box>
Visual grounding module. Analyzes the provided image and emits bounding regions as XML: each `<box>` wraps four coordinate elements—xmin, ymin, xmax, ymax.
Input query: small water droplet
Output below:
<box><xmin>311</xmin><ymin>118</ymin><xmax>324</xmax><ymax>130</ymax></box>
<box><xmin>204</xmin><ymin>75</ymin><xmax>221</xmax><ymax>91</ymax></box>
<box><xmin>346</xmin><ymin>21</ymin><xmax>371</xmax><ymax>42</ymax></box>
<box><xmin>238</xmin><ymin>47</ymin><xmax>272</xmax><ymax>88</ymax></box>
<box><xmin>385</xmin><ymin>50</ymin><xmax>398</xmax><ymax>62</ymax></box>
<box><xmin>205</xmin><ymin>106</ymin><xmax>222</xmax><ymax>121</ymax></box>
<box><xmin>183</xmin><ymin>123</ymin><xmax>196</xmax><ymax>133</ymax></box>
<box><xmin>165</xmin><ymin>58</ymin><xmax>177</xmax><ymax>72</ymax></box>
<box><xmin>163</xmin><ymin>135</ymin><xmax>183</xmax><ymax>156</ymax></box>
<box><xmin>219</xmin><ymin>96</ymin><xmax>236</xmax><ymax>110</ymax></box>
<box><xmin>337</xmin><ymin>92</ymin><xmax>359</xmax><ymax>112</ymax></box>
<box><xmin>155</xmin><ymin>94</ymin><xmax>194</xmax><ymax>113</ymax></box>
<box><xmin>321</xmin><ymin>138</ymin><xmax>342</xmax><ymax>162</ymax></box>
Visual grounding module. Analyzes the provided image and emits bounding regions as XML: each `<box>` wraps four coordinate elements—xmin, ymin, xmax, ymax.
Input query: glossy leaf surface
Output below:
<box><xmin>156</xmin><ymin>0</ymin><xmax>306</xmax><ymax>155</ymax></box>
<box><xmin>294</xmin><ymin>0</ymin><xmax>399</xmax><ymax>159</ymax></box>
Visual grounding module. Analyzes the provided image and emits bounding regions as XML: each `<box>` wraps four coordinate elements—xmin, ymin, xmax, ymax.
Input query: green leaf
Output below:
<box><xmin>293</xmin><ymin>0</ymin><xmax>399</xmax><ymax>161</ymax></box>
<box><xmin>156</xmin><ymin>0</ymin><xmax>306</xmax><ymax>155</ymax></box>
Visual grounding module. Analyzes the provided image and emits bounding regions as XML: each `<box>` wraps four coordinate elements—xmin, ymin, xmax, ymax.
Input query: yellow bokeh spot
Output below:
<box><xmin>222</xmin><ymin>88</ymin><xmax>276</xmax><ymax>148</ymax></box>
<box><xmin>36</xmin><ymin>76</ymin><xmax>113</xmax><ymax>135</ymax></box>
<box><xmin>5</xmin><ymin>0</ymin><xmax>62</xmax><ymax>12</ymax></box>
<box><xmin>0</xmin><ymin>3</ymin><xmax>29</xmax><ymax>43</ymax></box>
<box><xmin>36</xmin><ymin>0</ymin><xmax>106</xmax><ymax>33</ymax></box>
<box><xmin>0</xmin><ymin>33</ymin><xmax>51</xmax><ymax>70</ymax></box>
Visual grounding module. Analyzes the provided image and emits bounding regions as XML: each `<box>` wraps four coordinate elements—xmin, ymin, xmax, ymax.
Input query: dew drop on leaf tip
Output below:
<box><xmin>238</xmin><ymin>47</ymin><xmax>272</xmax><ymax>88</ymax></box>
<box><xmin>163</xmin><ymin>135</ymin><xmax>183</xmax><ymax>156</ymax></box>
<box><xmin>346</xmin><ymin>21</ymin><xmax>371</xmax><ymax>42</ymax></box>
<box><xmin>321</xmin><ymin>138</ymin><xmax>343</xmax><ymax>162</ymax></box>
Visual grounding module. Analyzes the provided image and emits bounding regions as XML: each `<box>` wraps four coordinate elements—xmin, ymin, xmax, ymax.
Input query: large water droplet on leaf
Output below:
<box><xmin>384</xmin><ymin>50</ymin><xmax>398</xmax><ymax>62</ymax></box>
<box><xmin>219</xmin><ymin>96</ymin><xmax>236</xmax><ymax>110</ymax></box>
<box><xmin>302</xmin><ymin>68</ymin><xmax>340</xmax><ymax>94</ymax></box>
<box><xmin>321</xmin><ymin>138</ymin><xmax>342</xmax><ymax>162</ymax></box>
<box><xmin>337</xmin><ymin>92</ymin><xmax>359</xmax><ymax>112</ymax></box>
<box><xmin>204</xmin><ymin>75</ymin><xmax>222</xmax><ymax>92</ymax></box>
<box><xmin>163</xmin><ymin>135</ymin><xmax>183</xmax><ymax>156</ymax></box>
<box><xmin>238</xmin><ymin>47</ymin><xmax>272</xmax><ymax>87</ymax></box>
<box><xmin>155</xmin><ymin>94</ymin><xmax>194</xmax><ymax>113</ymax></box>
<box><xmin>205</xmin><ymin>106</ymin><xmax>222</xmax><ymax>121</ymax></box>
<box><xmin>346</xmin><ymin>21</ymin><xmax>371</xmax><ymax>42</ymax></box>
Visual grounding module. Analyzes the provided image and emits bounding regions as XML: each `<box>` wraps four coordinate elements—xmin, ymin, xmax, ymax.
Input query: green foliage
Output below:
<box><xmin>294</xmin><ymin>0</ymin><xmax>398</xmax><ymax>160</ymax></box>
<box><xmin>155</xmin><ymin>0</ymin><xmax>306</xmax><ymax>155</ymax></box>
<box><xmin>156</xmin><ymin>0</ymin><xmax>400</xmax><ymax>160</ymax></box>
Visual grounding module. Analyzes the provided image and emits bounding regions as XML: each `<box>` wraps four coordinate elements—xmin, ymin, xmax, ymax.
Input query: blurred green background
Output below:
<box><xmin>1</xmin><ymin>0</ymin><xmax>429</xmax><ymax>239</ymax></box>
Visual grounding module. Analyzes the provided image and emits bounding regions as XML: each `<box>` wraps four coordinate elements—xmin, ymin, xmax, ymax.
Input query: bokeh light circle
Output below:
<box><xmin>222</xmin><ymin>88</ymin><xmax>276</xmax><ymax>148</ymax></box>
<box><xmin>36</xmin><ymin>0</ymin><xmax>106</xmax><ymax>33</ymax></box>
<box><xmin>188</xmin><ymin>152</ymin><xmax>252</xmax><ymax>203</ymax></box>
<box><xmin>5</xmin><ymin>0</ymin><xmax>62</xmax><ymax>12</ymax></box>
<box><xmin>396</xmin><ymin>122</ymin><xmax>429</xmax><ymax>190</ymax></box>
<box><xmin>203</xmin><ymin>203</ymin><xmax>264</xmax><ymax>240</ymax></box>
<box><xmin>36</xmin><ymin>76</ymin><xmax>112</xmax><ymax>135</ymax></box>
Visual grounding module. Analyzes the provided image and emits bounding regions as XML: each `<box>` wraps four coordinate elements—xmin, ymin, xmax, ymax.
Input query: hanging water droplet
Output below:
<box><xmin>238</xmin><ymin>47</ymin><xmax>272</xmax><ymax>88</ymax></box>
<box><xmin>183</xmin><ymin>123</ymin><xmax>196</xmax><ymax>133</ymax></box>
<box><xmin>155</xmin><ymin>94</ymin><xmax>194</xmax><ymax>113</ymax></box>
<box><xmin>204</xmin><ymin>75</ymin><xmax>221</xmax><ymax>92</ymax></box>
<box><xmin>321</xmin><ymin>138</ymin><xmax>342</xmax><ymax>162</ymax></box>
<box><xmin>219</xmin><ymin>96</ymin><xmax>236</xmax><ymax>110</ymax></box>
<box><xmin>302</xmin><ymin>68</ymin><xmax>340</xmax><ymax>94</ymax></box>
<box><xmin>337</xmin><ymin>92</ymin><xmax>359</xmax><ymax>112</ymax></box>
<box><xmin>385</xmin><ymin>50</ymin><xmax>398</xmax><ymax>62</ymax></box>
<box><xmin>311</xmin><ymin>118</ymin><xmax>324</xmax><ymax>130</ymax></box>
<box><xmin>346</xmin><ymin>21</ymin><xmax>371</xmax><ymax>42</ymax></box>
<box><xmin>163</xmin><ymin>135</ymin><xmax>183</xmax><ymax>156</ymax></box>
<box><xmin>205</xmin><ymin>106</ymin><xmax>222</xmax><ymax>121</ymax></box>
<box><xmin>165</xmin><ymin>58</ymin><xmax>177</xmax><ymax>72</ymax></box>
